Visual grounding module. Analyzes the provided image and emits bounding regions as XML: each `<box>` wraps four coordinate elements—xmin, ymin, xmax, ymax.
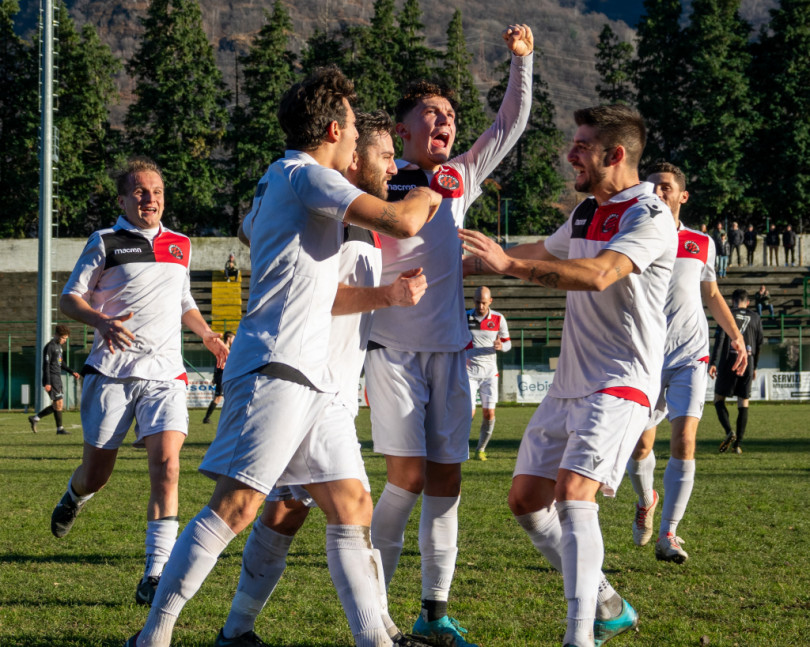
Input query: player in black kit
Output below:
<box><xmin>203</xmin><ymin>331</ymin><xmax>235</xmax><ymax>424</ymax></box>
<box><xmin>29</xmin><ymin>324</ymin><xmax>81</xmax><ymax>434</ymax></box>
<box><xmin>709</xmin><ymin>289</ymin><xmax>764</xmax><ymax>454</ymax></box>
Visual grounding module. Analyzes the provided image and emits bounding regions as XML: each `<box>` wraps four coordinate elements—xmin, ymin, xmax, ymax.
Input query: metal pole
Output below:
<box><xmin>504</xmin><ymin>199</ymin><xmax>510</xmax><ymax>245</ymax></box>
<box><xmin>7</xmin><ymin>335</ymin><xmax>11</xmax><ymax>410</ymax></box>
<box><xmin>35</xmin><ymin>0</ymin><xmax>55</xmax><ymax>413</ymax></box>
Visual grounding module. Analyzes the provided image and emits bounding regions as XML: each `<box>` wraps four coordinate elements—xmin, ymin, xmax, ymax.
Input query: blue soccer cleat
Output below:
<box><xmin>412</xmin><ymin>615</ymin><xmax>478</xmax><ymax>647</ymax></box>
<box><xmin>594</xmin><ymin>598</ymin><xmax>639</xmax><ymax>646</ymax></box>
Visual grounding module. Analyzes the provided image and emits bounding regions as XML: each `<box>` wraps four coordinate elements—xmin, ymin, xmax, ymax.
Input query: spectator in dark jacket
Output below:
<box><xmin>712</xmin><ymin>222</ymin><xmax>725</xmax><ymax>271</ymax></box>
<box><xmin>755</xmin><ymin>284</ymin><xmax>774</xmax><ymax>317</ymax></box>
<box><xmin>728</xmin><ymin>221</ymin><xmax>744</xmax><ymax>265</ymax></box>
<box><xmin>743</xmin><ymin>224</ymin><xmax>758</xmax><ymax>266</ymax></box>
<box><xmin>765</xmin><ymin>224</ymin><xmax>780</xmax><ymax>266</ymax></box>
<box><xmin>782</xmin><ymin>224</ymin><xmax>797</xmax><ymax>266</ymax></box>
<box><xmin>717</xmin><ymin>233</ymin><xmax>730</xmax><ymax>278</ymax></box>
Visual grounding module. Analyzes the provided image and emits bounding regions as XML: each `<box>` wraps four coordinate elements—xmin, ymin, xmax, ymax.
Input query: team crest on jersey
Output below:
<box><xmin>430</xmin><ymin>166</ymin><xmax>464</xmax><ymax>198</ymax></box>
<box><xmin>683</xmin><ymin>239</ymin><xmax>701</xmax><ymax>255</ymax></box>
<box><xmin>168</xmin><ymin>244</ymin><xmax>184</xmax><ymax>260</ymax></box>
<box><xmin>602</xmin><ymin>213</ymin><xmax>620</xmax><ymax>234</ymax></box>
<box><xmin>485</xmin><ymin>320</ymin><xmax>498</xmax><ymax>330</ymax></box>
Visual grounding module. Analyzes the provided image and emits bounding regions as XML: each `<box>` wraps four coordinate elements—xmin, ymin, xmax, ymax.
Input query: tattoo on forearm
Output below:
<box><xmin>528</xmin><ymin>267</ymin><xmax>560</xmax><ymax>288</ymax></box>
<box><xmin>614</xmin><ymin>266</ymin><xmax>623</xmax><ymax>280</ymax></box>
<box><xmin>375</xmin><ymin>205</ymin><xmax>399</xmax><ymax>234</ymax></box>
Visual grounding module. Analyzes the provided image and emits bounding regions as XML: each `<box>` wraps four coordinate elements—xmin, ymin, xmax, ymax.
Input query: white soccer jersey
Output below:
<box><xmin>544</xmin><ymin>182</ymin><xmax>677</xmax><ymax>405</ymax></box>
<box><xmin>662</xmin><ymin>224</ymin><xmax>716</xmax><ymax>369</ymax></box>
<box><xmin>465</xmin><ymin>308</ymin><xmax>511</xmax><ymax>379</ymax></box>
<box><xmin>328</xmin><ymin>226</ymin><xmax>382</xmax><ymax>416</ymax></box>
<box><xmin>369</xmin><ymin>53</ymin><xmax>533</xmax><ymax>353</ymax></box>
<box><xmin>62</xmin><ymin>216</ymin><xmax>197</xmax><ymax>381</ymax></box>
<box><xmin>226</xmin><ymin>151</ymin><xmax>364</xmax><ymax>391</ymax></box>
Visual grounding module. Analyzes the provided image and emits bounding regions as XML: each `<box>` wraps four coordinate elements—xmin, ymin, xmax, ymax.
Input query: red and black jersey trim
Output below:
<box><xmin>385</xmin><ymin>168</ymin><xmax>430</xmax><ymax>202</ymax></box>
<box><xmin>102</xmin><ymin>229</ymin><xmax>190</xmax><ymax>270</ymax></box>
<box><xmin>345</xmin><ymin>224</ymin><xmax>381</xmax><ymax>249</ymax></box>
<box><xmin>570</xmin><ymin>196</ymin><xmax>640</xmax><ymax>242</ymax></box>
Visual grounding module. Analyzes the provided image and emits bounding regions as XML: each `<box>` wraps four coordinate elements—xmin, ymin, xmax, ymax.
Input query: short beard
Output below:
<box><xmin>356</xmin><ymin>166</ymin><xmax>388</xmax><ymax>200</ymax></box>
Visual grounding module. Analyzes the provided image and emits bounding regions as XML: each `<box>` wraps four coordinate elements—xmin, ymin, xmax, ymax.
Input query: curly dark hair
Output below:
<box><xmin>395</xmin><ymin>79</ymin><xmax>458</xmax><ymax>124</ymax></box>
<box><xmin>116</xmin><ymin>157</ymin><xmax>164</xmax><ymax>196</ymax></box>
<box><xmin>278</xmin><ymin>65</ymin><xmax>357</xmax><ymax>151</ymax></box>
<box><xmin>355</xmin><ymin>110</ymin><xmax>395</xmax><ymax>157</ymax></box>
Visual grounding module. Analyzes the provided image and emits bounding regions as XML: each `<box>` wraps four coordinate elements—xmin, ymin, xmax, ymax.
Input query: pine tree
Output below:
<box><xmin>748</xmin><ymin>0</ymin><xmax>810</xmax><ymax>230</ymax></box>
<box><xmin>300</xmin><ymin>28</ymin><xmax>350</xmax><ymax>76</ymax></box>
<box><xmin>595</xmin><ymin>24</ymin><xmax>635</xmax><ymax>105</ymax></box>
<box><xmin>349</xmin><ymin>0</ymin><xmax>401</xmax><ymax>112</ymax></box>
<box><xmin>0</xmin><ymin>0</ymin><xmax>38</xmax><ymax>237</ymax></box>
<box><xmin>483</xmin><ymin>59</ymin><xmax>566</xmax><ymax>235</ymax></box>
<box><xmin>634</xmin><ymin>0</ymin><xmax>689</xmax><ymax>166</ymax></box>
<box><xmin>54</xmin><ymin>1</ymin><xmax>121</xmax><ymax>236</ymax></box>
<box><xmin>680</xmin><ymin>0</ymin><xmax>754</xmax><ymax>223</ymax></box>
<box><xmin>125</xmin><ymin>0</ymin><xmax>230</xmax><ymax>234</ymax></box>
<box><xmin>440</xmin><ymin>10</ymin><xmax>487</xmax><ymax>154</ymax></box>
<box><xmin>229</xmin><ymin>0</ymin><xmax>296</xmax><ymax>227</ymax></box>
<box><xmin>395</xmin><ymin>0</ymin><xmax>438</xmax><ymax>89</ymax></box>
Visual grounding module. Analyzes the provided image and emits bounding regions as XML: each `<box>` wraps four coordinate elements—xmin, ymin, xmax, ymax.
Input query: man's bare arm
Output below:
<box><xmin>459</xmin><ymin>228</ymin><xmax>634</xmax><ymax>291</ymax></box>
<box><xmin>331</xmin><ymin>268</ymin><xmax>427</xmax><ymax>315</ymax></box>
<box><xmin>60</xmin><ymin>293</ymin><xmax>135</xmax><ymax>353</ymax></box>
<box><xmin>182</xmin><ymin>309</ymin><xmax>229</xmax><ymax>369</ymax></box>
<box><xmin>345</xmin><ymin>187</ymin><xmax>441</xmax><ymax>239</ymax></box>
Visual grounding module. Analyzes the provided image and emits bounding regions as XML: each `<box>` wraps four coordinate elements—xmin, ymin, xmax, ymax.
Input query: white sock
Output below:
<box><xmin>144</xmin><ymin>518</ymin><xmax>179</xmax><ymax>580</ymax></box>
<box><xmin>138</xmin><ymin>507</ymin><xmax>236</xmax><ymax>647</ymax></box>
<box><xmin>476</xmin><ymin>418</ymin><xmax>495</xmax><ymax>452</ymax></box>
<box><xmin>222</xmin><ymin>518</ymin><xmax>294</xmax><ymax>639</ymax></box>
<box><xmin>371</xmin><ymin>483</ymin><xmax>419</xmax><ymax>589</ymax></box>
<box><xmin>627</xmin><ymin>451</ymin><xmax>656</xmax><ymax>508</ymax></box>
<box><xmin>326</xmin><ymin>525</ymin><xmax>391</xmax><ymax>647</ymax></box>
<box><xmin>660</xmin><ymin>458</ymin><xmax>695</xmax><ymax>537</ymax></box>
<box><xmin>372</xmin><ymin>548</ymin><xmax>399</xmax><ymax>638</ymax></box>
<box><xmin>67</xmin><ymin>475</ymin><xmax>95</xmax><ymax>505</ymax></box>
<box><xmin>514</xmin><ymin>506</ymin><xmax>563</xmax><ymax>572</ymax></box>
<box><xmin>557</xmin><ymin>500</ymin><xmax>602</xmax><ymax>647</ymax></box>
<box><xmin>419</xmin><ymin>495</ymin><xmax>459</xmax><ymax>603</ymax></box>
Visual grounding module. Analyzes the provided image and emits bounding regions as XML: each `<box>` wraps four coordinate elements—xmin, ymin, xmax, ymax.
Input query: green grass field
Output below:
<box><xmin>0</xmin><ymin>403</ymin><xmax>808</xmax><ymax>646</ymax></box>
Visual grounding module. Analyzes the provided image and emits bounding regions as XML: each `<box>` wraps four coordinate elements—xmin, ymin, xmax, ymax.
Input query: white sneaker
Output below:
<box><xmin>632</xmin><ymin>490</ymin><xmax>658</xmax><ymax>546</ymax></box>
<box><xmin>655</xmin><ymin>532</ymin><xmax>688</xmax><ymax>564</ymax></box>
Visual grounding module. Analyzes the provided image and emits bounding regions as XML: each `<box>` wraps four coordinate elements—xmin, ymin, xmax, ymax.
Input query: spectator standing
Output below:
<box><xmin>782</xmin><ymin>224</ymin><xmax>797</xmax><ymax>266</ymax></box>
<box><xmin>711</xmin><ymin>222</ymin><xmax>724</xmax><ymax>270</ymax></box>
<box><xmin>717</xmin><ymin>233</ymin><xmax>730</xmax><ymax>278</ymax></box>
<box><xmin>754</xmin><ymin>284</ymin><xmax>774</xmax><ymax>317</ymax></box>
<box><xmin>699</xmin><ymin>224</ymin><xmax>708</xmax><ymax>234</ymax></box>
<box><xmin>728</xmin><ymin>221</ymin><xmax>743</xmax><ymax>266</ymax></box>
<box><xmin>743</xmin><ymin>224</ymin><xmax>758</xmax><ymax>266</ymax></box>
<box><xmin>765</xmin><ymin>224</ymin><xmax>780</xmax><ymax>266</ymax></box>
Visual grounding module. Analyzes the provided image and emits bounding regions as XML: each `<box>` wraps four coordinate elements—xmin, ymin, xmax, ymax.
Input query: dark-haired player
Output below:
<box><xmin>29</xmin><ymin>323</ymin><xmax>80</xmax><ymax>435</ymax></box>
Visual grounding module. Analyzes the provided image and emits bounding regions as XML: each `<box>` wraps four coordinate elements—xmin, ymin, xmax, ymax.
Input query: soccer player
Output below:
<box><xmin>52</xmin><ymin>157</ymin><xmax>230</xmax><ymax>607</ymax></box>
<box><xmin>214</xmin><ymin>110</ymin><xmax>431</xmax><ymax>647</ymax></box>
<box><xmin>626</xmin><ymin>162</ymin><xmax>746</xmax><ymax>564</ymax></box>
<box><xmin>459</xmin><ymin>104</ymin><xmax>677</xmax><ymax>647</ymax></box>
<box><xmin>126</xmin><ymin>67</ymin><xmax>440</xmax><ymax>647</ymax></box>
<box><xmin>29</xmin><ymin>323</ymin><xmax>81</xmax><ymax>435</ymax></box>
<box><xmin>466</xmin><ymin>285</ymin><xmax>511</xmax><ymax>461</ymax></box>
<box><xmin>203</xmin><ymin>330</ymin><xmax>235</xmax><ymax>424</ymax></box>
<box><xmin>710</xmin><ymin>289</ymin><xmax>764</xmax><ymax>455</ymax></box>
<box><xmin>364</xmin><ymin>25</ymin><xmax>533</xmax><ymax>646</ymax></box>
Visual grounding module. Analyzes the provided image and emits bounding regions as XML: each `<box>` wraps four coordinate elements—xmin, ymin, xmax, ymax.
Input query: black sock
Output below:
<box><xmin>54</xmin><ymin>409</ymin><xmax>63</xmax><ymax>429</ymax></box>
<box><xmin>421</xmin><ymin>599</ymin><xmax>447</xmax><ymax>622</ymax></box>
<box><xmin>714</xmin><ymin>401</ymin><xmax>732</xmax><ymax>434</ymax></box>
<box><xmin>37</xmin><ymin>405</ymin><xmax>54</xmax><ymax>419</ymax></box>
<box><xmin>204</xmin><ymin>400</ymin><xmax>217</xmax><ymax>420</ymax></box>
<box><xmin>736</xmin><ymin>407</ymin><xmax>749</xmax><ymax>445</ymax></box>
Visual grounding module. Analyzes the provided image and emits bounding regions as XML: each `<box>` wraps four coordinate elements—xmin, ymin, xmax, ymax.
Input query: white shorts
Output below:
<box><xmin>647</xmin><ymin>360</ymin><xmax>708</xmax><ymax>429</ymax></box>
<box><xmin>199</xmin><ymin>373</ymin><xmax>367</xmax><ymax>495</ymax></box>
<box><xmin>365</xmin><ymin>347</ymin><xmax>471</xmax><ymax>463</ymax></box>
<box><xmin>514</xmin><ymin>393</ymin><xmax>650</xmax><ymax>497</ymax></box>
<box><xmin>468</xmin><ymin>374</ymin><xmax>498</xmax><ymax>409</ymax></box>
<box><xmin>266</xmin><ymin>485</ymin><xmax>317</xmax><ymax>508</ymax></box>
<box><xmin>80</xmin><ymin>373</ymin><xmax>188</xmax><ymax>450</ymax></box>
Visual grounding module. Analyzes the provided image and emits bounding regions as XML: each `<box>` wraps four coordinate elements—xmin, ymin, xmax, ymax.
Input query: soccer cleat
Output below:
<box><xmin>123</xmin><ymin>632</ymin><xmax>140</xmax><ymax>647</ymax></box>
<box><xmin>56</xmin><ymin>428</ymin><xmax>70</xmax><ymax>435</ymax></box>
<box><xmin>632</xmin><ymin>490</ymin><xmax>658</xmax><ymax>547</ymax></box>
<box><xmin>203</xmin><ymin>418</ymin><xmax>212</xmax><ymax>424</ymax></box>
<box><xmin>135</xmin><ymin>576</ymin><xmax>160</xmax><ymax>606</ymax></box>
<box><xmin>475</xmin><ymin>450</ymin><xmax>487</xmax><ymax>462</ymax></box>
<box><xmin>594</xmin><ymin>598</ymin><xmax>639</xmax><ymax>647</ymax></box>
<box><xmin>655</xmin><ymin>533</ymin><xmax>688</xmax><ymax>564</ymax></box>
<box><xmin>214</xmin><ymin>629</ymin><xmax>269</xmax><ymax>647</ymax></box>
<box><xmin>28</xmin><ymin>415</ymin><xmax>38</xmax><ymax>433</ymax></box>
<box><xmin>412</xmin><ymin>615</ymin><xmax>478</xmax><ymax>647</ymax></box>
<box><xmin>51</xmin><ymin>490</ymin><xmax>87</xmax><ymax>538</ymax></box>
<box><xmin>718</xmin><ymin>432</ymin><xmax>736</xmax><ymax>453</ymax></box>
<box><xmin>394</xmin><ymin>631</ymin><xmax>454</xmax><ymax>646</ymax></box>
<box><xmin>733</xmin><ymin>446</ymin><xmax>742</xmax><ymax>455</ymax></box>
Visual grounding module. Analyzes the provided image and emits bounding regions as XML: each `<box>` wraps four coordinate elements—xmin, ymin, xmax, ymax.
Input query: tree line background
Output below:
<box><xmin>1</xmin><ymin>0</ymin><xmax>808</xmax><ymax>239</ymax></box>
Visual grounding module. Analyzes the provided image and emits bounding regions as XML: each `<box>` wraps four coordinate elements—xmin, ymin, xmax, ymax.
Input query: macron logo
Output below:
<box><xmin>114</xmin><ymin>247</ymin><xmax>142</xmax><ymax>254</ymax></box>
<box><xmin>388</xmin><ymin>183</ymin><xmax>419</xmax><ymax>191</ymax></box>
<box><xmin>575</xmin><ymin>219</ymin><xmax>587</xmax><ymax>225</ymax></box>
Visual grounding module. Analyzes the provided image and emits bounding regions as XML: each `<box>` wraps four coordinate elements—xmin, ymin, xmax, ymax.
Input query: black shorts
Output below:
<box><xmin>715</xmin><ymin>362</ymin><xmax>753</xmax><ymax>399</ymax></box>
<box><xmin>45</xmin><ymin>376</ymin><xmax>64</xmax><ymax>401</ymax></box>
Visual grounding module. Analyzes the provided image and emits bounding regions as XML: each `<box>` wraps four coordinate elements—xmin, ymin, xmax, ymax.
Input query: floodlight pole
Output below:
<box><xmin>35</xmin><ymin>0</ymin><xmax>55</xmax><ymax>413</ymax></box>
